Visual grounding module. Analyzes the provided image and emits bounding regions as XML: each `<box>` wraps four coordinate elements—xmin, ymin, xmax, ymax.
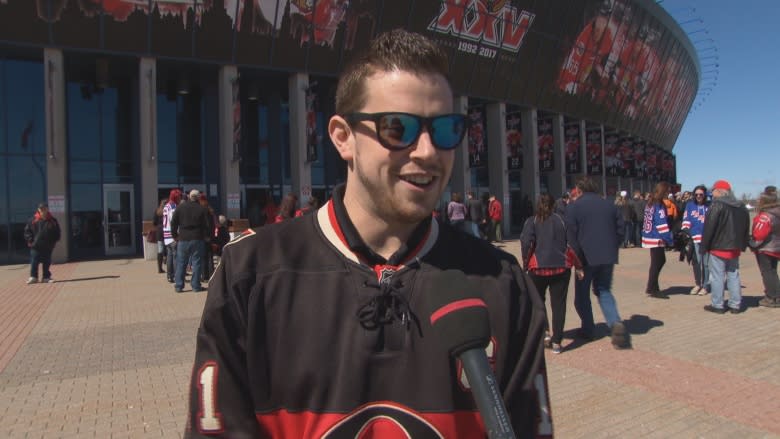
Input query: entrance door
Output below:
<box><xmin>103</xmin><ymin>184</ymin><xmax>136</xmax><ymax>256</ymax></box>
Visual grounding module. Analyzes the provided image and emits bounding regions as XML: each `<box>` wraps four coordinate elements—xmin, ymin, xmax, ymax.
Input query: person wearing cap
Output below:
<box><xmin>170</xmin><ymin>189</ymin><xmax>211</xmax><ymax>293</ymax></box>
<box><xmin>701</xmin><ymin>179</ymin><xmax>750</xmax><ymax>314</ymax></box>
<box><xmin>23</xmin><ymin>202</ymin><xmax>61</xmax><ymax>284</ymax></box>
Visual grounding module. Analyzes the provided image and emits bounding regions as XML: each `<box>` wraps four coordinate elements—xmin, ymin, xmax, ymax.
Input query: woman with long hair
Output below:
<box><xmin>641</xmin><ymin>182</ymin><xmax>674</xmax><ymax>298</ymax></box>
<box><xmin>752</xmin><ymin>188</ymin><xmax>780</xmax><ymax>307</ymax></box>
<box><xmin>682</xmin><ymin>185</ymin><xmax>710</xmax><ymax>294</ymax></box>
<box><xmin>274</xmin><ymin>193</ymin><xmax>299</xmax><ymax>223</ymax></box>
<box><xmin>446</xmin><ymin>192</ymin><xmax>468</xmax><ymax>232</ymax></box>
<box><xmin>520</xmin><ymin>193</ymin><xmax>582</xmax><ymax>354</ymax></box>
<box><xmin>153</xmin><ymin>198</ymin><xmax>167</xmax><ymax>274</ymax></box>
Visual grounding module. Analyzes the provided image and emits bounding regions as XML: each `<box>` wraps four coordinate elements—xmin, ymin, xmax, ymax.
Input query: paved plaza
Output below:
<box><xmin>0</xmin><ymin>240</ymin><xmax>778</xmax><ymax>438</ymax></box>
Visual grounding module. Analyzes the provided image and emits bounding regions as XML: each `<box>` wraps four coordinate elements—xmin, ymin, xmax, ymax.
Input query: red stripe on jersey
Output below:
<box><xmin>255</xmin><ymin>402</ymin><xmax>484</xmax><ymax>438</ymax></box>
<box><xmin>430</xmin><ymin>298</ymin><xmax>488</xmax><ymax>325</ymax></box>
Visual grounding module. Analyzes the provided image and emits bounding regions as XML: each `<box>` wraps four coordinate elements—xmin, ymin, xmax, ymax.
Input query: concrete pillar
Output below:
<box><xmin>450</xmin><ymin>95</ymin><xmax>469</xmax><ymax>196</ymax></box>
<box><xmin>521</xmin><ymin>108</ymin><xmax>540</xmax><ymax>203</ymax></box>
<box><xmin>44</xmin><ymin>48</ymin><xmax>69</xmax><ymax>263</ymax></box>
<box><xmin>289</xmin><ymin>73</ymin><xmax>312</xmax><ymax>203</ymax></box>
<box><xmin>579</xmin><ymin>120</ymin><xmax>588</xmax><ymax>182</ymax></box>
<box><xmin>139</xmin><ymin>57</ymin><xmax>158</xmax><ymax>219</ymax></box>
<box><xmin>550</xmin><ymin>113</ymin><xmax>566</xmax><ymax>198</ymax></box>
<box><xmin>486</xmin><ymin>102</ymin><xmax>508</xmax><ymax>236</ymax></box>
<box><xmin>218</xmin><ymin>65</ymin><xmax>241</xmax><ymax>219</ymax></box>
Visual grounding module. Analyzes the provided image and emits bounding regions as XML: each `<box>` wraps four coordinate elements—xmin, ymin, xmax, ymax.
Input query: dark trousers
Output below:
<box><xmin>646</xmin><ymin>247</ymin><xmax>666</xmax><ymax>293</ymax></box>
<box><xmin>166</xmin><ymin>243</ymin><xmax>177</xmax><ymax>281</ymax></box>
<box><xmin>756</xmin><ymin>253</ymin><xmax>779</xmax><ymax>299</ymax></box>
<box><xmin>30</xmin><ymin>248</ymin><xmax>52</xmax><ymax>279</ymax></box>
<box><xmin>530</xmin><ymin>270</ymin><xmax>571</xmax><ymax>344</ymax></box>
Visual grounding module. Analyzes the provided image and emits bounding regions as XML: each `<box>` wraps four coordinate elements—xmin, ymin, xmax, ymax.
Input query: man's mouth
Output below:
<box><xmin>399</xmin><ymin>175</ymin><xmax>434</xmax><ymax>188</ymax></box>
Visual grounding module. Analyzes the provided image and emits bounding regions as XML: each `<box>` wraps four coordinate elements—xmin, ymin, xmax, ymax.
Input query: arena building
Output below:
<box><xmin>0</xmin><ymin>0</ymin><xmax>697</xmax><ymax>263</ymax></box>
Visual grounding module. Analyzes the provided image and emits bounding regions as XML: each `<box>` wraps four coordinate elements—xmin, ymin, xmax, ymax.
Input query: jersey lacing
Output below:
<box><xmin>357</xmin><ymin>279</ymin><xmax>420</xmax><ymax>334</ymax></box>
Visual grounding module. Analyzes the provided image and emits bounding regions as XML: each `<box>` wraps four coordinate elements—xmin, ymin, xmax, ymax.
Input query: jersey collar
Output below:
<box><xmin>316</xmin><ymin>184</ymin><xmax>438</xmax><ymax>267</ymax></box>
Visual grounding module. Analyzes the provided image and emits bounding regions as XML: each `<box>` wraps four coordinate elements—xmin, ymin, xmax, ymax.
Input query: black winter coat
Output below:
<box><xmin>700</xmin><ymin>196</ymin><xmax>750</xmax><ymax>253</ymax></box>
<box><xmin>24</xmin><ymin>214</ymin><xmax>61</xmax><ymax>252</ymax></box>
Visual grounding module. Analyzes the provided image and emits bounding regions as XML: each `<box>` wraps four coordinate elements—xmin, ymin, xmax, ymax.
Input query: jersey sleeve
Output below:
<box><xmin>503</xmin><ymin>264</ymin><xmax>553</xmax><ymax>437</ymax></box>
<box><xmin>752</xmin><ymin>213</ymin><xmax>772</xmax><ymax>242</ymax></box>
<box><xmin>655</xmin><ymin>208</ymin><xmax>672</xmax><ymax>244</ymax></box>
<box><xmin>184</xmin><ymin>248</ymin><xmax>265</xmax><ymax>439</ymax></box>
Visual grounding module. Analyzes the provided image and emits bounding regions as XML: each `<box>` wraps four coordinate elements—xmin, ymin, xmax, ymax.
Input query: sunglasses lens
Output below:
<box><xmin>431</xmin><ymin>114</ymin><xmax>467</xmax><ymax>149</ymax></box>
<box><xmin>377</xmin><ymin>114</ymin><xmax>420</xmax><ymax>149</ymax></box>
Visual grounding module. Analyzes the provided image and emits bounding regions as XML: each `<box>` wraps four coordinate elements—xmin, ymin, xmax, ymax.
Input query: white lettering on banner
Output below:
<box><xmin>47</xmin><ymin>195</ymin><xmax>65</xmax><ymax>214</ymax></box>
<box><xmin>429</xmin><ymin>0</ymin><xmax>536</xmax><ymax>53</ymax></box>
<box><xmin>227</xmin><ymin>193</ymin><xmax>240</xmax><ymax>211</ymax></box>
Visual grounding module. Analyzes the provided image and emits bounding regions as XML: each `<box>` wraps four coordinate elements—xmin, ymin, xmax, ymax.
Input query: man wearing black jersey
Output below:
<box><xmin>185</xmin><ymin>29</ymin><xmax>551</xmax><ymax>438</ymax></box>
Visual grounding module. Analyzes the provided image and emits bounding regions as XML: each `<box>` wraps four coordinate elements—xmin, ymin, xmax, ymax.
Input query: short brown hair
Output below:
<box><xmin>575</xmin><ymin>177</ymin><xmax>599</xmax><ymax>194</ymax></box>
<box><xmin>335</xmin><ymin>29</ymin><xmax>451</xmax><ymax>115</ymax></box>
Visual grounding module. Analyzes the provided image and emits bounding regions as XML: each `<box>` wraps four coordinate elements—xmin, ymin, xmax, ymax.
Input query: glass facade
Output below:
<box><xmin>66</xmin><ymin>71</ymin><xmax>135</xmax><ymax>260</ymax></box>
<box><xmin>0</xmin><ymin>58</ymin><xmax>47</xmax><ymax>264</ymax></box>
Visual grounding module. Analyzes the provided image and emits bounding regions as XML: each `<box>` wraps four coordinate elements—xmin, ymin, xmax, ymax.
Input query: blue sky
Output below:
<box><xmin>668</xmin><ymin>0</ymin><xmax>780</xmax><ymax>198</ymax></box>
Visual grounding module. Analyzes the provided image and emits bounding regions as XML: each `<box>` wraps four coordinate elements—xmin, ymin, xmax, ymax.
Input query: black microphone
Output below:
<box><xmin>425</xmin><ymin>270</ymin><xmax>516</xmax><ymax>439</ymax></box>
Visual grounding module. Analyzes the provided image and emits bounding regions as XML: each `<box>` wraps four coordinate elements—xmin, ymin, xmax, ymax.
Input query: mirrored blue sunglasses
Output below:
<box><xmin>345</xmin><ymin>112</ymin><xmax>468</xmax><ymax>151</ymax></box>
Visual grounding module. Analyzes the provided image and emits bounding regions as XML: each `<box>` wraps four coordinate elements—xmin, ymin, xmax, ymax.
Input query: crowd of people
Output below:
<box><xmin>524</xmin><ymin>179</ymin><xmax>780</xmax><ymax>356</ymax></box>
<box><xmin>151</xmin><ymin>190</ymin><xmax>320</xmax><ymax>292</ymax></box>
<box><xmin>440</xmin><ymin>190</ymin><xmax>504</xmax><ymax>242</ymax></box>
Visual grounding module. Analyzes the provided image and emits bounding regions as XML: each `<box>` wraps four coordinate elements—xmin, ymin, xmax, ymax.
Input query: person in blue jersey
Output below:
<box><xmin>681</xmin><ymin>185</ymin><xmax>710</xmax><ymax>295</ymax></box>
<box><xmin>641</xmin><ymin>181</ymin><xmax>674</xmax><ymax>299</ymax></box>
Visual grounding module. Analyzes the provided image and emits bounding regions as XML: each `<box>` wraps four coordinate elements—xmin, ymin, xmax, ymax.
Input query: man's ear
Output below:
<box><xmin>328</xmin><ymin>115</ymin><xmax>354</xmax><ymax>161</ymax></box>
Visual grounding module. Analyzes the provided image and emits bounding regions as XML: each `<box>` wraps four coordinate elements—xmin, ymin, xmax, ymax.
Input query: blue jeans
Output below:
<box><xmin>623</xmin><ymin>221</ymin><xmax>634</xmax><ymax>247</ymax></box>
<box><xmin>708</xmin><ymin>253</ymin><xmax>741</xmax><ymax>309</ymax></box>
<box><xmin>574</xmin><ymin>264</ymin><xmax>622</xmax><ymax>334</ymax></box>
<box><xmin>30</xmin><ymin>248</ymin><xmax>52</xmax><ymax>279</ymax></box>
<box><xmin>175</xmin><ymin>240</ymin><xmax>204</xmax><ymax>291</ymax></box>
<box><xmin>693</xmin><ymin>242</ymin><xmax>710</xmax><ymax>289</ymax></box>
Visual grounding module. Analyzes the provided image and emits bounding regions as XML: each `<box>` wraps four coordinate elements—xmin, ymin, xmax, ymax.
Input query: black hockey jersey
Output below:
<box><xmin>185</xmin><ymin>190</ymin><xmax>553</xmax><ymax>438</ymax></box>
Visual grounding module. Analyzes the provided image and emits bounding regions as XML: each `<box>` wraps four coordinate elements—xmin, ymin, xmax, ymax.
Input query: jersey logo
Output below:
<box><xmin>374</xmin><ymin>265</ymin><xmax>400</xmax><ymax>284</ymax></box>
<box><xmin>322</xmin><ymin>402</ymin><xmax>444</xmax><ymax>438</ymax></box>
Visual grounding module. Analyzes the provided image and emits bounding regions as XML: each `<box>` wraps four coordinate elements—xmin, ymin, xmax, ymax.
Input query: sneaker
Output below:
<box><xmin>174</xmin><ymin>288</ymin><xmax>183</xmax><ymax>293</ymax></box>
<box><xmin>26</xmin><ymin>277</ymin><xmax>38</xmax><ymax>284</ymax></box>
<box><xmin>703</xmin><ymin>305</ymin><xmax>725</xmax><ymax>314</ymax></box>
<box><xmin>689</xmin><ymin>286</ymin><xmax>702</xmax><ymax>295</ymax></box>
<box><xmin>729</xmin><ymin>306</ymin><xmax>743</xmax><ymax>314</ymax></box>
<box><xmin>758</xmin><ymin>297</ymin><xmax>780</xmax><ymax>308</ymax></box>
<box><xmin>697</xmin><ymin>287</ymin><xmax>709</xmax><ymax>296</ymax></box>
<box><xmin>41</xmin><ymin>278</ymin><xmax>54</xmax><ymax>283</ymax></box>
<box><xmin>551</xmin><ymin>343</ymin><xmax>562</xmax><ymax>354</ymax></box>
<box><xmin>611</xmin><ymin>322</ymin><xmax>630</xmax><ymax>349</ymax></box>
<box><xmin>543</xmin><ymin>332</ymin><xmax>552</xmax><ymax>348</ymax></box>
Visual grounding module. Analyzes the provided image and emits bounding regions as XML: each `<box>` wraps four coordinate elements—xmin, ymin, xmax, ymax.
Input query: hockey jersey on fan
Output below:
<box><xmin>642</xmin><ymin>202</ymin><xmax>673</xmax><ymax>248</ymax></box>
<box><xmin>184</xmin><ymin>185</ymin><xmax>552</xmax><ymax>438</ymax></box>
<box><xmin>682</xmin><ymin>201</ymin><xmax>708</xmax><ymax>243</ymax></box>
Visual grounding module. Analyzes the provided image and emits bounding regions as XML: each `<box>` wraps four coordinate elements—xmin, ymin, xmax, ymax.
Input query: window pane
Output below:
<box><xmin>6</xmin><ymin>60</ymin><xmax>45</xmax><ymax>155</ymax></box>
<box><xmin>8</xmin><ymin>156</ymin><xmax>45</xmax><ymax>213</ymax></box>
<box><xmin>70</xmin><ymin>183</ymin><xmax>101</xmax><ymax>212</ymax></box>
<box><xmin>70</xmin><ymin>161</ymin><xmax>101</xmax><ymax>183</ymax></box>
<box><xmin>67</xmin><ymin>82</ymin><xmax>101</xmax><ymax>160</ymax></box>
<box><xmin>157</xmin><ymin>95</ymin><xmax>178</xmax><ymax>163</ymax></box>
<box><xmin>157</xmin><ymin>162</ymin><xmax>178</xmax><ymax>184</ymax></box>
<box><xmin>102</xmin><ymin>161</ymin><xmax>134</xmax><ymax>183</ymax></box>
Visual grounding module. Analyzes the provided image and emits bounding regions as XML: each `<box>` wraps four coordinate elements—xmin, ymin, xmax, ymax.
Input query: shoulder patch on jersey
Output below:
<box><xmin>223</xmin><ymin>228</ymin><xmax>256</xmax><ymax>249</ymax></box>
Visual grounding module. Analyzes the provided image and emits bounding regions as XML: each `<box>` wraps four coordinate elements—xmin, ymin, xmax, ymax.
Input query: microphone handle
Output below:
<box><xmin>460</xmin><ymin>349</ymin><xmax>517</xmax><ymax>439</ymax></box>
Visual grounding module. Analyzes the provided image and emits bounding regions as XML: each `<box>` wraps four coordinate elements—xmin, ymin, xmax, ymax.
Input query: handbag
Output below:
<box><xmin>146</xmin><ymin>230</ymin><xmax>157</xmax><ymax>243</ymax></box>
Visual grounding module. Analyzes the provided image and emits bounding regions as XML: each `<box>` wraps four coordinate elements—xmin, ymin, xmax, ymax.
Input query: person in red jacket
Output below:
<box><xmin>751</xmin><ymin>187</ymin><xmax>780</xmax><ymax>307</ymax></box>
<box><xmin>488</xmin><ymin>193</ymin><xmax>504</xmax><ymax>242</ymax></box>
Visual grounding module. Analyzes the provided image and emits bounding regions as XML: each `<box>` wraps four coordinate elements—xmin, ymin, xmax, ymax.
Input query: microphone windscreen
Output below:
<box><xmin>424</xmin><ymin>270</ymin><xmax>490</xmax><ymax>357</ymax></box>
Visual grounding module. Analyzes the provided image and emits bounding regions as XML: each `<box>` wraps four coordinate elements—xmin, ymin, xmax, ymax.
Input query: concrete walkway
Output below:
<box><xmin>0</xmin><ymin>241</ymin><xmax>778</xmax><ymax>438</ymax></box>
